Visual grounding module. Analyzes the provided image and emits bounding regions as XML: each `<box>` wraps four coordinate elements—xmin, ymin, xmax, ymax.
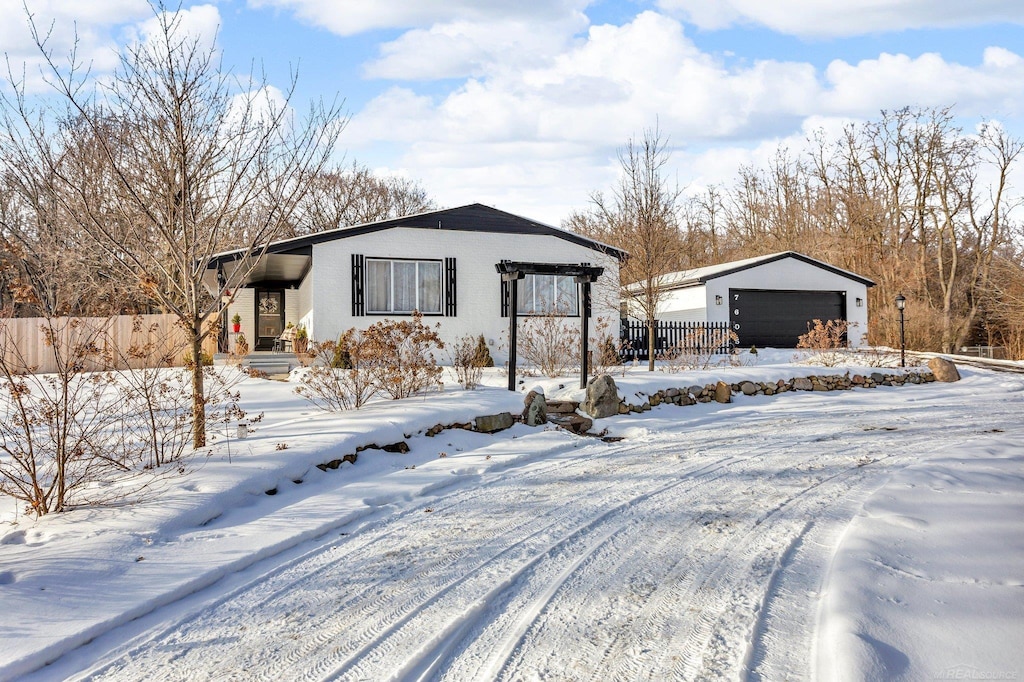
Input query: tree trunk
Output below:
<box><xmin>190</xmin><ymin>328</ymin><xmax>206</xmax><ymax>449</ymax></box>
<box><xmin>647</xmin><ymin>317</ymin><xmax>656</xmax><ymax>372</ymax></box>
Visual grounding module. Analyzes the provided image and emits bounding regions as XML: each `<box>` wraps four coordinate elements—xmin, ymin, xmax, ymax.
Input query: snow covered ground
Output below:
<box><xmin>1</xmin><ymin>352</ymin><xmax>1022</xmax><ymax>681</ymax></box>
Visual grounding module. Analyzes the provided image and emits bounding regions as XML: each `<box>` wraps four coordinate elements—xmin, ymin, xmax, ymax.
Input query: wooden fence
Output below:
<box><xmin>0</xmin><ymin>314</ymin><xmax>218</xmax><ymax>375</ymax></box>
<box><xmin>620</xmin><ymin>319</ymin><xmax>734</xmax><ymax>361</ymax></box>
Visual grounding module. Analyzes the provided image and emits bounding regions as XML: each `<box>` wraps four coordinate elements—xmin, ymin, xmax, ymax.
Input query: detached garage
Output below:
<box><xmin>631</xmin><ymin>252</ymin><xmax>875</xmax><ymax>348</ymax></box>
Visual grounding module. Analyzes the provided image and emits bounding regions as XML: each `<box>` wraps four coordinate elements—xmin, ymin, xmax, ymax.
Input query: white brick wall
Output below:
<box><xmin>308</xmin><ymin>227</ymin><xmax>620</xmax><ymax>363</ymax></box>
<box><xmin>227</xmin><ymin>288</ymin><xmax>255</xmax><ymax>351</ymax></box>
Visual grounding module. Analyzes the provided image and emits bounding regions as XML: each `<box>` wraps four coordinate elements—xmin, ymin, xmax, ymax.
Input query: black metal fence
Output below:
<box><xmin>620</xmin><ymin>319</ymin><xmax>733</xmax><ymax>361</ymax></box>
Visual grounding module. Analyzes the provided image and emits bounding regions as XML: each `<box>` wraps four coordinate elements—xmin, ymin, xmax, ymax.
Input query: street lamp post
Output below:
<box><xmin>895</xmin><ymin>294</ymin><xmax>906</xmax><ymax>368</ymax></box>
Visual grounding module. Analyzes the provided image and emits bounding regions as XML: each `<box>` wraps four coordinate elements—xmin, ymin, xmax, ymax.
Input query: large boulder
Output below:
<box><xmin>928</xmin><ymin>357</ymin><xmax>961</xmax><ymax>382</ymax></box>
<box><xmin>524</xmin><ymin>390</ymin><xmax>548</xmax><ymax>427</ymax></box>
<box><xmin>582</xmin><ymin>374</ymin><xmax>620</xmax><ymax>419</ymax></box>
<box><xmin>714</xmin><ymin>380</ymin><xmax>732</xmax><ymax>404</ymax></box>
<box><xmin>475</xmin><ymin>412</ymin><xmax>515</xmax><ymax>433</ymax></box>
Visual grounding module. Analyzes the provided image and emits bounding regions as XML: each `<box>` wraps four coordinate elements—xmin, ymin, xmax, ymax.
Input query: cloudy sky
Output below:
<box><xmin>3</xmin><ymin>0</ymin><xmax>1024</xmax><ymax>225</ymax></box>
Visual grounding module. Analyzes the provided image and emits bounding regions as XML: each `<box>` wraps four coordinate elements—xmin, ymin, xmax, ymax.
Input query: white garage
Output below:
<box><xmin>633</xmin><ymin>252</ymin><xmax>875</xmax><ymax>348</ymax></box>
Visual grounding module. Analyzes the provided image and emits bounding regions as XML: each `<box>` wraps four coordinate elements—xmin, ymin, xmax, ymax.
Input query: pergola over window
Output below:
<box><xmin>496</xmin><ymin>260</ymin><xmax>605</xmax><ymax>391</ymax></box>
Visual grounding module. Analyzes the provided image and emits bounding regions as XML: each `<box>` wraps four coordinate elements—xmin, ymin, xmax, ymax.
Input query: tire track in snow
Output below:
<box><xmin>492</xmin><ymin>425</ymin><xmax>858</xmax><ymax>682</ymax></box>
<box><xmin>431</xmin><ymin>455</ymin><xmax>752</xmax><ymax>681</ymax></box>
<box><xmin>74</xmin><ymin>436</ymin><xmax>656</xmax><ymax>680</ymax></box>
<box><xmin>73</xmin><ymin>381</ymin><xmax>1020</xmax><ymax>682</ymax></box>
<box><xmin>78</xmin><ymin>439</ymin><xmax>738</xmax><ymax>681</ymax></box>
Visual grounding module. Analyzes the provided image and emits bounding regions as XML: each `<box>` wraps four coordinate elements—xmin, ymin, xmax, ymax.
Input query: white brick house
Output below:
<box><xmin>204</xmin><ymin>204</ymin><xmax>626</xmax><ymax>362</ymax></box>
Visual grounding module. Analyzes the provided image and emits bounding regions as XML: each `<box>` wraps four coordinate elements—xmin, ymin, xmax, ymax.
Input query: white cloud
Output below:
<box><xmin>655</xmin><ymin>0</ymin><xmax>1024</xmax><ymax>38</ymax></box>
<box><xmin>364</xmin><ymin>16</ymin><xmax>587</xmax><ymax>81</ymax></box>
<box><xmin>1</xmin><ymin>3</ymin><xmax>220</xmax><ymax>96</ymax></box>
<box><xmin>130</xmin><ymin>4</ymin><xmax>221</xmax><ymax>59</ymax></box>
<box><xmin>246</xmin><ymin>0</ymin><xmax>589</xmax><ymax>36</ymax></box>
<box><xmin>0</xmin><ymin>0</ymin><xmax>150</xmax><ymax>92</ymax></box>
<box><xmin>823</xmin><ymin>49</ymin><xmax>1024</xmax><ymax>117</ymax></box>
<box><xmin>0</xmin><ymin>0</ymin><xmax>149</xmax><ymax>52</ymax></box>
<box><xmin>345</xmin><ymin>11</ymin><xmax>1024</xmax><ymax>224</ymax></box>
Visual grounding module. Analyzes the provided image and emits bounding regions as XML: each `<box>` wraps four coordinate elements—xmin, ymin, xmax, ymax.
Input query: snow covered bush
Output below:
<box><xmin>108</xmin><ymin>317</ymin><xmax>245</xmax><ymax>470</ymax></box>
<box><xmin>0</xmin><ymin>318</ymin><xmax>129</xmax><ymax>516</ymax></box>
<box><xmin>0</xmin><ymin>316</ymin><xmax>246</xmax><ymax>516</ymax></box>
<box><xmin>588</xmin><ymin>317</ymin><xmax>625</xmax><ymax>377</ymax></box>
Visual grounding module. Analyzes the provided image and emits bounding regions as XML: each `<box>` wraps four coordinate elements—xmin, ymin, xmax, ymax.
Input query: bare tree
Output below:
<box><xmin>572</xmin><ymin>125</ymin><xmax>685</xmax><ymax>370</ymax></box>
<box><xmin>0</xmin><ymin>3</ymin><xmax>344</xmax><ymax>447</ymax></box>
<box><xmin>959</xmin><ymin>124</ymin><xmax>1024</xmax><ymax>349</ymax></box>
<box><xmin>292</xmin><ymin>161</ymin><xmax>434</xmax><ymax>235</ymax></box>
<box><xmin>695</xmin><ymin>106</ymin><xmax>1022</xmax><ymax>355</ymax></box>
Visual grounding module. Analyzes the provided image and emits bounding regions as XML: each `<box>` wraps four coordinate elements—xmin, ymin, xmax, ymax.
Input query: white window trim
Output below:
<box><xmin>366</xmin><ymin>258</ymin><xmax>443</xmax><ymax>315</ymax></box>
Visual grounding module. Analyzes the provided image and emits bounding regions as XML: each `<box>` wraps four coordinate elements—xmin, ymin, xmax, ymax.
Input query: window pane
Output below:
<box><xmin>367</xmin><ymin>260</ymin><xmax>390</xmax><ymax>312</ymax></box>
<box><xmin>556</xmin><ymin>275</ymin><xmax>578</xmax><ymax>315</ymax></box>
<box><xmin>516</xmin><ymin>276</ymin><xmax>534</xmax><ymax>314</ymax></box>
<box><xmin>419</xmin><ymin>261</ymin><xmax>442</xmax><ymax>313</ymax></box>
<box><xmin>536</xmin><ymin>274</ymin><xmax>556</xmax><ymax>313</ymax></box>
<box><xmin>393</xmin><ymin>261</ymin><xmax>417</xmax><ymax>312</ymax></box>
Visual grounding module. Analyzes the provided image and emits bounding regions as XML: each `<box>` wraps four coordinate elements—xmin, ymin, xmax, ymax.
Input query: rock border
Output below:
<box><xmin>579</xmin><ymin>369</ymin><xmax>937</xmax><ymax>418</ymax></box>
<box><xmin>290</xmin><ymin>368</ymin><xmax>940</xmax><ymax>494</ymax></box>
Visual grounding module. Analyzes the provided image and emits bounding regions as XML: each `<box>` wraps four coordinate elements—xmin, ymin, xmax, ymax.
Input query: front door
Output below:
<box><xmin>255</xmin><ymin>289</ymin><xmax>285</xmax><ymax>350</ymax></box>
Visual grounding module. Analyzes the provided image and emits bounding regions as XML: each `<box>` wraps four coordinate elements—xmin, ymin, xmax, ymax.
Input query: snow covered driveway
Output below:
<box><xmin>58</xmin><ymin>374</ymin><xmax>1022</xmax><ymax>682</ymax></box>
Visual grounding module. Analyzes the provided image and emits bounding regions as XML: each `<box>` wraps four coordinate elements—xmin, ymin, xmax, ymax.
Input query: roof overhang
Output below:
<box><xmin>201</xmin><ymin>252</ymin><xmax>312</xmax><ymax>294</ymax></box>
<box><xmin>626</xmin><ymin>251</ymin><xmax>876</xmax><ymax>293</ymax></box>
<box><xmin>496</xmin><ymin>260</ymin><xmax>605</xmax><ymax>282</ymax></box>
<box><xmin>203</xmin><ymin>204</ymin><xmax>629</xmax><ymax>270</ymax></box>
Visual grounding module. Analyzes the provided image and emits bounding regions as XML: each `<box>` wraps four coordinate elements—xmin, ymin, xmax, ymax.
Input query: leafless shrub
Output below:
<box><xmin>588</xmin><ymin>317</ymin><xmax>626</xmax><ymax>377</ymax></box>
<box><xmin>659</xmin><ymin>326</ymin><xmax>739</xmax><ymax>372</ymax></box>
<box><xmin>106</xmin><ymin>317</ymin><xmax>245</xmax><ymax>470</ymax></box>
<box><xmin>0</xmin><ymin>315</ymin><xmax>246</xmax><ymax>517</ymax></box>
<box><xmin>516</xmin><ymin>313</ymin><xmax>578</xmax><ymax>378</ymax></box>
<box><xmin>849</xmin><ymin>346</ymin><xmax>901</xmax><ymax>368</ymax></box>
<box><xmin>295</xmin><ymin>329</ymin><xmax>376</xmax><ymax>411</ymax></box>
<box><xmin>364</xmin><ymin>312</ymin><xmax>445</xmax><ymax>399</ymax></box>
<box><xmin>0</xmin><ymin>318</ymin><xmax>138</xmax><ymax>516</ymax></box>
<box><xmin>797</xmin><ymin>319</ymin><xmax>852</xmax><ymax>367</ymax></box>
<box><xmin>449</xmin><ymin>334</ymin><xmax>490</xmax><ymax>389</ymax></box>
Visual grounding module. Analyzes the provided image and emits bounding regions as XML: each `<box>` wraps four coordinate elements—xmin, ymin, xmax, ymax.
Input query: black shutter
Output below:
<box><xmin>500</xmin><ymin>278</ymin><xmax>510</xmax><ymax>317</ymax></box>
<box><xmin>445</xmin><ymin>257</ymin><xmax>457</xmax><ymax>317</ymax></box>
<box><xmin>352</xmin><ymin>254</ymin><xmax>365</xmax><ymax>316</ymax></box>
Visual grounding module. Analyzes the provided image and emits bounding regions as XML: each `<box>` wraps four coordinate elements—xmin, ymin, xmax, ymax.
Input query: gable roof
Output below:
<box><xmin>208</xmin><ymin>203</ymin><xmax>628</xmax><ymax>267</ymax></box>
<box><xmin>628</xmin><ymin>251</ymin><xmax>875</xmax><ymax>291</ymax></box>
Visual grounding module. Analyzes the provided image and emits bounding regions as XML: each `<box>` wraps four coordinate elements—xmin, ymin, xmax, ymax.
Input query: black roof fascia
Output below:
<box><xmin>695</xmin><ymin>252</ymin><xmax>876</xmax><ymax>288</ymax></box>
<box><xmin>206</xmin><ymin>204</ymin><xmax>627</xmax><ymax>268</ymax></box>
<box><xmin>496</xmin><ymin>260</ymin><xmax>605</xmax><ymax>281</ymax></box>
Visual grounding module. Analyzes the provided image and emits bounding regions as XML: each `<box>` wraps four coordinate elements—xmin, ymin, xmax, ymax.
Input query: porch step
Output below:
<box><xmin>239</xmin><ymin>352</ymin><xmax>299</xmax><ymax>375</ymax></box>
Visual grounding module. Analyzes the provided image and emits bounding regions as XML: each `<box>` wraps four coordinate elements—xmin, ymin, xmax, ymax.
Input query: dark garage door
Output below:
<box><xmin>729</xmin><ymin>289</ymin><xmax>846</xmax><ymax>348</ymax></box>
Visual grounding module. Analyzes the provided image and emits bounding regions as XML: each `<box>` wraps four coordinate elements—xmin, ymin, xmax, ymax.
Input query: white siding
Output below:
<box><xmin>227</xmin><ymin>288</ymin><xmax>255</xmax><ymax>351</ymax></box>
<box><xmin>284</xmin><ymin>289</ymin><xmax>300</xmax><ymax>330</ymax></box>
<box><xmin>657</xmin><ymin>286</ymin><xmax>707</xmax><ymax>322</ymax></box>
<box><xmin>310</xmin><ymin>227</ymin><xmax>620</xmax><ymax>363</ymax></box>
<box><xmin>297</xmin><ymin>268</ymin><xmax>314</xmax><ymax>333</ymax></box>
